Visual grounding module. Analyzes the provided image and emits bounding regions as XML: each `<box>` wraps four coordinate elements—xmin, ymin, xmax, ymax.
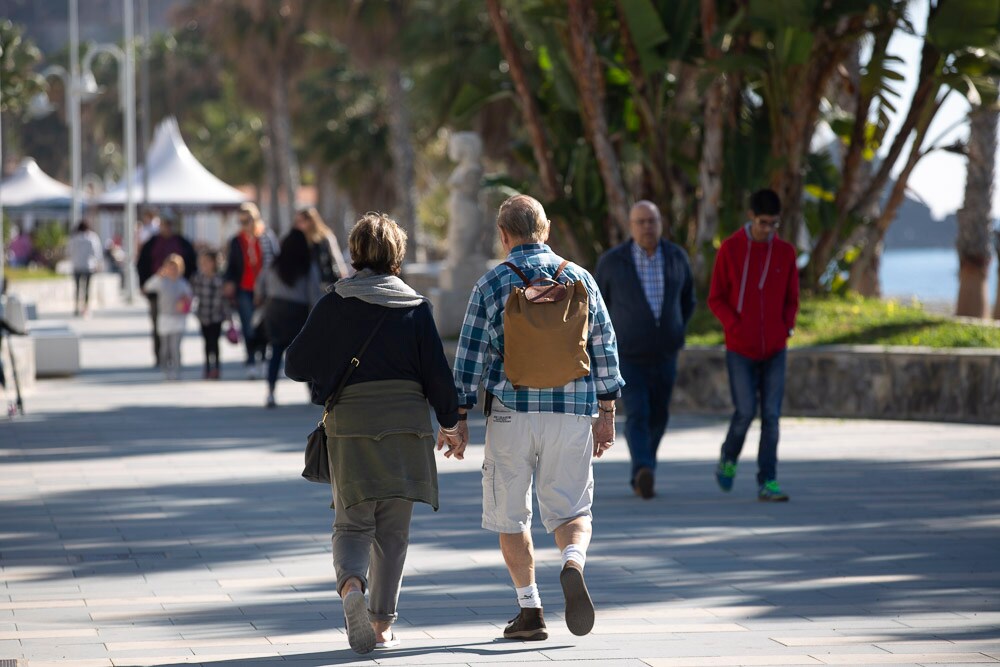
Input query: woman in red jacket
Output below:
<box><xmin>707</xmin><ymin>189</ymin><xmax>799</xmax><ymax>502</ymax></box>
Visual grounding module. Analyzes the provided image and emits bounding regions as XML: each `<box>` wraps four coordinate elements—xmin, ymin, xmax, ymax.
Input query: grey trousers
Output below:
<box><xmin>332</xmin><ymin>495</ymin><xmax>414</xmax><ymax>623</ymax></box>
<box><xmin>159</xmin><ymin>333</ymin><xmax>183</xmax><ymax>373</ymax></box>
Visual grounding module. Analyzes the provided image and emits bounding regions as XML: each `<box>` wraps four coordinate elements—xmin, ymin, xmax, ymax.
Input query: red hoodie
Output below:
<box><xmin>708</xmin><ymin>226</ymin><xmax>799</xmax><ymax>360</ymax></box>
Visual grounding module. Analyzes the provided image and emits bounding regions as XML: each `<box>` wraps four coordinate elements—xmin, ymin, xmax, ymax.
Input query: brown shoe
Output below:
<box><xmin>635</xmin><ymin>467</ymin><xmax>655</xmax><ymax>499</ymax></box>
<box><xmin>503</xmin><ymin>607</ymin><xmax>548</xmax><ymax>641</ymax></box>
<box><xmin>560</xmin><ymin>561</ymin><xmax>595</xmax><ymax>636</ymax></box>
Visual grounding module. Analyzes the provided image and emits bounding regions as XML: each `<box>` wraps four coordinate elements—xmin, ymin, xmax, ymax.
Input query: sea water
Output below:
<box><xmin>881</xmin><ymin>248</ymin><xmax>998</xmax><ymax>307</ymax></box>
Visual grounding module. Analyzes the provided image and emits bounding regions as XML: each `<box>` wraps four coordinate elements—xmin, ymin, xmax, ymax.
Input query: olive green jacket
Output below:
<box><xmin>325</xmin><ymin>379</ymin><xmax>439</xmax><ymax>510</ymax></box>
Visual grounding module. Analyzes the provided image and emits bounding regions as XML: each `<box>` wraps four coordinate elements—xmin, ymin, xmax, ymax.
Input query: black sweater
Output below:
<box><xmin>284</xmin><ymin>291</ymin><xmax>460</xmax><ymax>429</ymax></box>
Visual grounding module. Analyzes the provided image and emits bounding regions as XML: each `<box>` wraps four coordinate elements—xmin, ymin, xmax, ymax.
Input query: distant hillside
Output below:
<box><xmin>884</xmin><ymin>196</ymin><xmax>957</xmax><ymax>250</ymax></box>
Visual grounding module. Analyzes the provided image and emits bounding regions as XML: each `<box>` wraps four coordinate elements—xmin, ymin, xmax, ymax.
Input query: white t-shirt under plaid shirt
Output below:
<box><xmin>453</xmin><ymin>243</ymin><xmax>624</xmax><ymax>417</ymax></box>
<box><xmin>631</xmin><ymin>241</ymin><xmax>664</xmax><ymax>324</ymax></box>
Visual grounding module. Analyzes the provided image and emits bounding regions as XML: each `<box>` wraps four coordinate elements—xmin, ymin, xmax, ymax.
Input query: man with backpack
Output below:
<box><xmin>439</xmin><ymin>194</ymin><xmax>624</xmax><ymax>641</ymax></box>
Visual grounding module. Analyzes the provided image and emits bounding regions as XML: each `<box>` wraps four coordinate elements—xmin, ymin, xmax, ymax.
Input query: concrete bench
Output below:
<box><xmin>27</xmin><ymin>320</ymin><xmax>81</xmax><ymax>378</ymax></box>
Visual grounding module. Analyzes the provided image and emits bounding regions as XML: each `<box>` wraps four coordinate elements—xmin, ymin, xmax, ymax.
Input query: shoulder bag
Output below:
<box><xmin>302</xmin><ymin>310</ymin><xmax>389</xmax><ymax>484</ymax></box>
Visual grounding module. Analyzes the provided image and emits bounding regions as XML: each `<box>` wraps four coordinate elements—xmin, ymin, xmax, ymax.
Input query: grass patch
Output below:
<box><xmin>687</xmin><ymin>293</ymin><xmax>1000</xmax><ymax>349</ymax></box>
<box><xmin>5</xmin><ymin>266</ymin><xmax>64</xmax><ymax>282</ymax></box>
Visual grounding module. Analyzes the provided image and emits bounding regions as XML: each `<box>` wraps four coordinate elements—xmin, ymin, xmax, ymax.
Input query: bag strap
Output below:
<box><xmin>502</xmin><ymin>259</ymin><xmax>571</xmax><ymax>285</ymax></box>
<box><xmin>320</xmin><ymin>309</ymin><xmax>390</xmax><ymax>424</ymax></box>
<box><xmin>501</xmin><ymin>262</ymin><xmax>531</xmax><ymax>285</ymax></box>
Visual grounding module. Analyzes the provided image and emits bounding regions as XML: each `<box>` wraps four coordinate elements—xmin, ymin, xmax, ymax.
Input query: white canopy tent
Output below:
<box><xmin>96</xmin><ymin>117</ymin><xmax>249</xmax><ymax>247</ymax></box>
<box><xmin>0</xmin><ymin>158</ymin><xmax>72</xmax><ymax>216</ymax></box>
<box><xmin>97</xmin><ymin>117</ymin><xmax>248</xmax><ymax>210</ymax></box>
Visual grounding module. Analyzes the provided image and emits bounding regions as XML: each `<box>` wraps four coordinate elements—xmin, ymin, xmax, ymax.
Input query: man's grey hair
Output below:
<box><xmin>497</xmin><ymin>194</ymin><xmax>549</xmax><ymax>242</ymax></box>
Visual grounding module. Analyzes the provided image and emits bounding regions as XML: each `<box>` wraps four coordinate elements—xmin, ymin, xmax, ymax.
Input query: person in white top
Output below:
<box><xmin>68</xmin><ymin>221</ymin><xmax>103</xmax><ymax>317</ymax></box>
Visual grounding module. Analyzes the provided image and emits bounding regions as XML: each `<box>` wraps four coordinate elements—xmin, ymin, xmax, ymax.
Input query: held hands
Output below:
<box><xmin>436</xmin><ymin>420</ymin><xmax>468</xmax><ymax>460</ymax></box>
<box><xmin>592</xmin><ymin>403</ymin><xmax>616</xmax><ymax>458</ymax></box>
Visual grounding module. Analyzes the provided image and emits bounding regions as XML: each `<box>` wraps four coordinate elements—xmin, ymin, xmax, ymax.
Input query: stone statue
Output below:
<box><xmin>446</xmin><ymin>132</ymin><xmax>485</xmax><ymax>264</ymax></box>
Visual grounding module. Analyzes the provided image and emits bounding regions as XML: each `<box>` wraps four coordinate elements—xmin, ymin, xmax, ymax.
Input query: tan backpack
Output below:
<box><xmin>502</xmin><ymin>260</ymin><xmax>591</xmax><ymax>389</ymax></box>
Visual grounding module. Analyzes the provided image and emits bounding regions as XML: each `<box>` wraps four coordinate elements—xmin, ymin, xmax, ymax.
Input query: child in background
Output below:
<box><xmin>142</xmin><ymin>253</ymin><xmax>192</xmax><ymax>381</ymax></box>
<box><xmin>191</xmin><ymin>250</ymin><xmax>228</xmax><ymax>379</ymax></box>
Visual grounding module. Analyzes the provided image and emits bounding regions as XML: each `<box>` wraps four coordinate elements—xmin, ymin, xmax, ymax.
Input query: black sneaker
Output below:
<box><xmin>503</xmin><ymin>607</ymin><xmax>548</xmax><ymax>641</ymax></box>
<box><xmin>560</xmin><ymin>561</ymin><xmax>595</xmax><ymax>635</ymax></box>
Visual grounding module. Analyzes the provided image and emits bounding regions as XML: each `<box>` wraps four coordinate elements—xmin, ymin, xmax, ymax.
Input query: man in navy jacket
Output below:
<box><xmin>595</xmin><ymin>201</ymin><xmax>695</xmax><ymax>499</ymax></box>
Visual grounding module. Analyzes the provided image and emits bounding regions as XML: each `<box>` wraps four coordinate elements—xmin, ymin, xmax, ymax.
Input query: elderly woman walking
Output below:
<box><xmin>285</xmin><ymin>212</ymin><xmax>463</xmax><ymax>654</ymax></box>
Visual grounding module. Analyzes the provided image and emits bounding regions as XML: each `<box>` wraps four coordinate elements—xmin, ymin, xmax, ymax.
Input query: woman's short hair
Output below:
<box><xmin>497</xmin><ymin>194</ymin><xmax>549</xmax><ymax>243</ymax></box>
<box><xmin>349</xmin><ymin>212</ymin><xmax>407</xmax><ymax>276</ymax></box>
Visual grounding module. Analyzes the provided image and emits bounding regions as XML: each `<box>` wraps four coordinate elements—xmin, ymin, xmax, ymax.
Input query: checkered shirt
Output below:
<box><xmin>191</xmin><ymin>273</ymin><xmax>228</xmax><ymax>325</ymax></box>
<box><xmin>453</xmin><ymin>243</ymin><xmax>624</xmax><ymax>417</ymax></box>
<box><xmin>631</xmin><ymin>241</ymin><xmax>665</xmax><ymax>323</ymax></box>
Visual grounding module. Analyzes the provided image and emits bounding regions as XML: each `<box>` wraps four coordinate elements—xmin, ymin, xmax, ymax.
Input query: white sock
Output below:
<box><xmin>515</xmin><ymin>583</ymin><xmax>542</xmax><ymax>608</ymax></box>
<box><xmin>562</xmin><ymin>544</ymin><xmax>586</xmax><ymax>569</ymax></box>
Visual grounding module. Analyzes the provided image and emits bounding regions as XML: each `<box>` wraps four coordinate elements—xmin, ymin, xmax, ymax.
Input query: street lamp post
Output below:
<box><xmin>123</xmin><ymin>0</ymin><xmax>137</xmax><ymax>304</ymax></box>
<box><xmin>68</xmin><ymin>0</ymin><xmax>82</xmax><ymax>224</ymax></box>
<box><xmin>32</xmin><ymin>2</ymin><xmax>139</xmax><ymax>302</ymax></box>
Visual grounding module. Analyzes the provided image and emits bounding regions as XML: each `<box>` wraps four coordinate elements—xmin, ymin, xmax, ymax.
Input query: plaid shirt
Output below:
<box><xmin>453</xmin><ymin>243</ymin><xmax>624</xmax><ymax>417</ymax></box>
<box><xmin>191</xmin><ymin>273</ymin><xmax>228</xmax><ymax>325</ymax></box>
<box><xmin>631</xmin><ymin>241</ymin><xmax>665</xmax><ymax>324</ymax></box>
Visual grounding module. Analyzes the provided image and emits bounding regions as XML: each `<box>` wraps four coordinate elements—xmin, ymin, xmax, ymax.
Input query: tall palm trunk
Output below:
<box><xmin>567</xmin><ymin>0</ymin><xmax>630</xmax><ymax>244</ymax></box>
<box><xmin>485</xmin><ymin>0</ymin><xmax>582</xmax><ymax>259</ymax></box>
<box><xmin>695</xmin><ymin>0</ymin><xmax>725</xmax><ymax>287</ymax></box>
<box><xmin>270</xmin><ymin>63</ymin><xmax>299</xmax><ymax>234</ymax></box>
<box><xmin>385</xmin><ymin>66</ymin><xmax>418</xmax><ymax>262</ymax></box>
<box><xmin>956</xmin><ymin>104</ymin><xmax>998</xmax><ymax>318</ymax></box>
<box><xmin>849</xmin><ymin>96</ymin><xmax>940</xmax><ymax>296</ymax></box>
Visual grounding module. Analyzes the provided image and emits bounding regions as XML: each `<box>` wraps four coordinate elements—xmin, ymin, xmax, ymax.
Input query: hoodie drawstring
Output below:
<box><xmin>736</xmin><ymin>223</ymin><xmax>774</xmax><ymax>315</ymax></box>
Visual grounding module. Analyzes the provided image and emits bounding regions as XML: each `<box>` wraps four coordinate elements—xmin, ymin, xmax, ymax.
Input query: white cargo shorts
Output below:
<box><xmin>481</xmin><ymin>401</ymin><xmax>595</xmax><ymax>534</ymax></box>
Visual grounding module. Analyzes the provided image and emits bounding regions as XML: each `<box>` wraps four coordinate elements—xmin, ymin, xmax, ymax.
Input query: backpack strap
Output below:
<box><xmin>502</xmin><ymin>262</ymin><xmax>531</xmax><ymax>285</ymax></box>
<box><xmin>503</xmin><ymin>259</ymin><xmax>571</xmax><ymax>285</ymax></box>
<box><xmin>551</xmin><ymin>260</ymin><xmax>570</xmax><ymax>282</ymax></box>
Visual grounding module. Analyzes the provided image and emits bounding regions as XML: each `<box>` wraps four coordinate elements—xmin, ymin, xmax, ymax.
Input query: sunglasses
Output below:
<box><xmin>755</xmin><ymin>216</ymin><xmax>780</xmax><ymax>228</ymax></box>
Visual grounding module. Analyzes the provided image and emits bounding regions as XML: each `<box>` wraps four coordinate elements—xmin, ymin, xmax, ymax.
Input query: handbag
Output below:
<box><xmin>224</xmin><ymin>316</ymin><xmax>240</xmax><ymax>345</ymax></box>
<box><xmin>302</xmin><ymin>310</ymin><xmax>389</xmax><ymax>484</ymax></box>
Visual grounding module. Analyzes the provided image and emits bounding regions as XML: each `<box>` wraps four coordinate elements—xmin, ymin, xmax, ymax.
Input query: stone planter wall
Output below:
<box><xmin>675</xmin><ymin>346</ymin><xmax>1000</xmax><ymax>425</ymax></box>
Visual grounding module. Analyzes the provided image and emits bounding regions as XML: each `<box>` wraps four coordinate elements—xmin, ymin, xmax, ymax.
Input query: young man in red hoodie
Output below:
<box><xmin>707</xmin><ymin>189</ymin><xmax>799</xmax><ymax>501</ymax></box>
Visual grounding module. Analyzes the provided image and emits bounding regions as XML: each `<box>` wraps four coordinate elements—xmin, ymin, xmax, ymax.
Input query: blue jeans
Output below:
<box><xmin>267</xmin><ymin>340</ymin><xmax>288</xmax><ymax>391</ymax></box>
<box><xmin>720</xmin><ymin>348</ymin><xmax>787</xmax><ymax>486</ymax></box>
<box><xmin>619</xmin><ymin>356</ymin><xmax>678</xmax><ymax>486</ymax></box>
<box><xmin>235</xmin><ymin>289</ymin><xmax>261</xmax><ymax>365</ymax></box>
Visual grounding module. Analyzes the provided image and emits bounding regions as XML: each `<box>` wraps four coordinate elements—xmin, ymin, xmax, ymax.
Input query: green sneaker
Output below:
<box><xmin>758</xmin><ymin>480</ymin><xmax>789</xmax><ymax>502</ymax></box>
<box><xmin>715</xmin><ymin>458</ymin><xmax>737</xmax><ymax>492</ymax></box>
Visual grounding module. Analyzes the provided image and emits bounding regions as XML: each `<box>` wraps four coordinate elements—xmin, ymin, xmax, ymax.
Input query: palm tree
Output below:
<box><xmin>179</xmin><ymin>0</ymin><xmax>310</xmax><ymax>233</ymax></box>
<box><xmin>0</xmin><ymin>20</ymin><xmax>43</xmax><ymax>161</ymax></box>
<box><xmin>955</xmin><ymin>101</ymin><xmax>998</xmax><ymax>317</ymax></box>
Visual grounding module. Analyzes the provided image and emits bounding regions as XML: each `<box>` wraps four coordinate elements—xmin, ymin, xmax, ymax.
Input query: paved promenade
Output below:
<box><xmin>1</xmin><ymin>305</ymin><xmax>999</xmax><ymax>667</ymax></box>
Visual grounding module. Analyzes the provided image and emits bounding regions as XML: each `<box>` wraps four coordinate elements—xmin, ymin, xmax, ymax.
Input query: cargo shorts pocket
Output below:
<box><xmin>481</xmin><ymin>458</ymin><xmax>498</xmax><ymax>518</ymax></box>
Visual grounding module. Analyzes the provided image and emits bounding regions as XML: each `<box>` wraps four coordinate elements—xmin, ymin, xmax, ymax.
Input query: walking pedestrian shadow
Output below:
<box><xmin>144</xmin><ymin>642</ymin><xmax>576</xmax><ymax>666</ymax></box>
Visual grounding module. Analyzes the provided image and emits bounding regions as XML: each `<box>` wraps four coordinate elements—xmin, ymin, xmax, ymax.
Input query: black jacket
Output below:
<box><xmin>284</xmin><ymin>291</ymin><xmax>460</xmax><ymax>428</ymax></box>
<box><xmin>595</xmin><ymin>238</ymin><xmax>696</xmax><ymax>363</ymax></box>
<box><xmin>136</xmin><ymin>233</ymin><xmax>197</xmax><ymax>287</ymax></box>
